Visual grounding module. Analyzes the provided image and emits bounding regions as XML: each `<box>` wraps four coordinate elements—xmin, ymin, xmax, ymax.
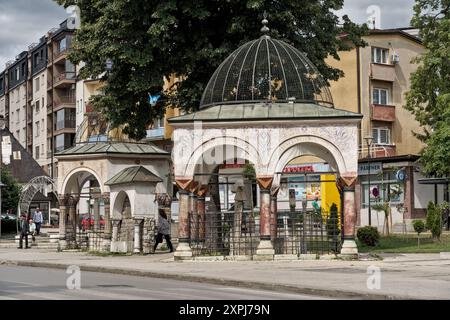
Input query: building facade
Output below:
<box><xmin>327</xmin><ymin>28</ymin><xmax>442</xmax><ymax>231</ymax></box>
<box><xmin>0</xmin><ymin>20</ymin><xmax>76</xmax><ymax>179</ymax></box>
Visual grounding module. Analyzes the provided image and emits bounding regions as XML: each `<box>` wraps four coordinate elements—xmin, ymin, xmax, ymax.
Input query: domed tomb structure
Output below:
<box><xmin>169</xmin><ymin>18</ymin><xmax>362</xmax><ymax>260</ymax></box>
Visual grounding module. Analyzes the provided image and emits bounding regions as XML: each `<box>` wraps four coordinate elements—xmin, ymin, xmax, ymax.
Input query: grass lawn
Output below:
<box><xmin>357</xmin><ymin>234</ymin><xmax>450</xmax><ymax>253</ymax></box>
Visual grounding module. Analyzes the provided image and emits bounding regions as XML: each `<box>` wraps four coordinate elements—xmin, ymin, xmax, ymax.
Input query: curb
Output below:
<box><xmin>0</xmin><ymin>259</ymin><xmax>406</xmax><ymax>300</ymax></box>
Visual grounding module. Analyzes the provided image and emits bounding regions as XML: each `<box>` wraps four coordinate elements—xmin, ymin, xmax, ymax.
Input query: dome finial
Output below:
<box><xmin>261</xmin><ymin>11</ymin><xmax>269</xmax><ymax>35</ymax></box>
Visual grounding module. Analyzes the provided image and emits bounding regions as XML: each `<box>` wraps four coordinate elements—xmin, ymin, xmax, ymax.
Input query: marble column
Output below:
<box><xmin>270</xmin><ymin>194</ymin><xmax>278</xmax><ymax>241</ymax></box>
<box><xmin>339</xmin><ymin>174</ymin><xmax>358</xmax><ymax>258</ymax></box>
<box><xmin>256</xmin><ymin>183</ymin><xmax>275</xmax><ymax>260</ymax></box>
<box><xmin>189</xmin><ymin>193</ymin><xmax>198</xmax><ymax>242</ymax></box>
<box><xmin>111</xmin><ymin>219</ymin><xmax>120</xmax><ymax>242</ymax></box>
<box><xmin>174</xmin><ymin>189</ymin><xmax>192</xmax><ymax>260</ymax></box>
<box><xmin>231</xmin><ymin>187</ymin><xmax>244</xmax><ymax>255</ymax></box>
<box><xmin>102</xmin><ymin>193</ymin><xmax>111</xmax><ymax>251</ymax></box>
<box><xmin>133</xmin><ymin>218</ymin><xmax>143</xmax><ymax>253</ymax></box>
<box><xmin>93</xmin><ymin>196</ymin><xmax>100</xmax><ymax>231</ymax></box>
<box><xmin>197</xmin><ymin>196</ymin><xmax>206</xmax><ymax>242</ymax></box>
<box><xmin>58</xmin><ymin>195</ymin><xmax>68</xmax><ymax>250</ymax></box>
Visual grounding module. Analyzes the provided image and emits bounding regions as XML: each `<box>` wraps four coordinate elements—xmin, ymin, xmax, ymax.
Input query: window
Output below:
<box><xmin>16</xmin><ymin>109</ymin><xmax>20</xmax><ymax>123</ymax></box>
<box><xmin>34</xmin><ymin>52</ymin><xmax>40</xmax><ymax>66</ymax></box>
<box><xmin>41</xmin><ymin>74</ymin><xmax>44</xmax><ymax>86</ymax></box>
<box><xmin>41</xmin><ymin>119</ymin><xmax>44</xmax><ymax>132</ymax></box>
<box><xmin>15</xmin><ymin>67</ymin><xmax>20</xmax><ymax>81</ymax></box>
<box><xmin>372</xmin><ymin>127</ymin><xmax>391</xmax><ymax>145</ymax></box>
<box><xmin>35</xmin><ymin>121</ymin><xmax>40</xmax><ymax>137</ymax></box>
<box><xmin>372</xmin><ymin>87</ymin><xmax>389</xmax><ymax>105</ymax></box>
<box><xmin>21</xmin><ymin>62</ymin><xmax>26</xmax><ymax>77</ymax></box>
<box><xmin>35</xmin><ymin>78</ymin><xmax>40</xmax><ymax>92</ymax></box>
<box><xmin>58</xmin><ymin>38</ymin><xmax>67</xmax><ymax>52</ymax></box>
<box><xmin>55</xmin><ymin>134</ymin><xmax>65</xmax><ymax>152</ymax></box>
<box><xmin>35</xmin><ymin>146</ymin><xmax>40</xmax><ymax>160</ymax></box>
<box><xmin>372</xmin><ymin>47</ymin><xmax>389</xmax><ymax>64</ymax></box>
<box><xmin>41</xmin><ymin>144</ymin><xmax>44</xmax><ymax>156</ymax></box>
<box><xmin>42</xmin><ymin>97</ymin><xmax>44</xmax><ymax>109</ymax></box>
<box><xmin>35</xmin><ymin>100</ymin><xmax>40</xmax><ymax>113</ymax></box>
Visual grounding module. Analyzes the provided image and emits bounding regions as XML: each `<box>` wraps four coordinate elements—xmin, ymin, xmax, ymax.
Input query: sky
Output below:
<box><xmin>0</xmin><ymin>0</ymin><xmax>416</xmax><ymax>71</ymax></box>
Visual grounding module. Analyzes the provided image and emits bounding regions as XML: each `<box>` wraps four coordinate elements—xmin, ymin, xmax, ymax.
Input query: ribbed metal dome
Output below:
<box><xmin>200</xmin><ymin>29</ymin><xmax>334</xmax><ymax>109</ymax></box>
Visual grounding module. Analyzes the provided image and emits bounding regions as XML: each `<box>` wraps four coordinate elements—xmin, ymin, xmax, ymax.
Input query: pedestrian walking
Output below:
<box><xmin>32</xmin><ymin>208</ymin><xmax>43</xmax><ymax>235</ymax></box>
<box><xmin>18</xmin><ymin>214</ymin><xmax>30</xmax><ymax>249</ymax></box>
<box><xmin>153</xmin><ymin>209</ymin><xmax>173</xmax><ymax>253</ymax></box>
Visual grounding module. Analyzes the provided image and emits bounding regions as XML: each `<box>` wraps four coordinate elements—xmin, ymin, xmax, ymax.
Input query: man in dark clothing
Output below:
<box><xmin>18</xmin><ymin>214</ymin><xmax>30</xmax><ymax>249</ymax></box>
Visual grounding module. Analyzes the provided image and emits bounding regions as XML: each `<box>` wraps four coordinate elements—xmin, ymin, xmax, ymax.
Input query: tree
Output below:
<box><xmin>1</xmin><ymin>168</ymin><xmax>21</xmax><ymax>215</ymax></box>
<box><xmin>405</xmin><ymin>0</ymin><xmax>450</xmax><ymax>177</ymax></box>
<box><xmin>56</xmin><ymin>0</ymin><xmax>367</xmax><ymax>140</ymax></box>
<box><xmin>426</xmin><ymin>201</ymin><xmax>442</xmax><ymax>240</ymax></box>
<box><xmin>412</xmin><ymin>219</ymin><xmax>425</xmax><ymax>247</ymax></box>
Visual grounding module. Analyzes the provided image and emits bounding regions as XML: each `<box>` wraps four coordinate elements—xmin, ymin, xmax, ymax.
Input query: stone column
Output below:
<box><xmin>58</xmin><ymin>195</ymin><xmax>68</xmax><ymax>250</ymax></box>
<box><xmin>64</xmin><ymin>196</ymin><xmax>79</xmax><ymax>247</ymax></box>
<box><xmin>231</xmin><ymin>186</ymin><xmax>244</xmax><ymax>255</ymax></box>
<box><xmin>189</xmin><ymin>193</ymin><xmax>198</xmax><ymax>242</ymax></box>
<box><xmin>339</xmin><ymin>174</ymin><xmax>358</xmax><ymax>258</ymax></box>
<box><xmin>197</xmin><ymin>195</ymin><xmax>206</xmax><ymax>242</ymax></box>
<box><xmin>111</xmin><ymin>219</ymin><xmax>120</xmax><ymax>242</ymax></box>
<box><xmin>270</xmin><ymin>193</ymin><xmax>278</xmax><ymax>241</ymax></box>
<box><xmin>102</xmin><ymin>193</ymin><xmax>111</xmax><ymax>251</ymax></box>
<box><xmin>93</xmin><ymin>195</ymin><xmax>100</xmax><ymax>231</ymax></box>
<box><xmin>255</xmin><ymin>177</ymin><xmax>274</xmax><ymax>260</ymax></box>
<box><xmin>174</xmin><ymin>189</ymin><xmax>192</xmax><ymax>260</ymax></box>
<box><xmin>133</xmin><ymin>218</ymin><xmax>143</xmax><ymax>254</ymax></box>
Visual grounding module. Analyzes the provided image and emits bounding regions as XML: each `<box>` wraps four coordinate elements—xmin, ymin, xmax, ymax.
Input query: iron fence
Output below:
<box><xmin>188</xmin><ymin>208</ymin><xmax>341</xmax><ymax>257</ymax></box>
<box><xmin>274</xmin><ymin>209</ymin><xmax>341</xmax><ymax>255</ymax></box>
<box><xmin>189</xmin><ymin>211</ymin><xmax>259</xmax><ymax>257</ymax></box>
<box><xmin>65</xmin><ymin>220</ymin><xmax>105</xmax><ymax>251</ymax></box>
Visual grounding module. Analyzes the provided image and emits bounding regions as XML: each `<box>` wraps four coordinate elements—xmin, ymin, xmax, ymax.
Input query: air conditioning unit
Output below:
<box><xmin>391</xmin><ymin>53</ymin><xmax>400</xmax><ymax>64</ymax></box>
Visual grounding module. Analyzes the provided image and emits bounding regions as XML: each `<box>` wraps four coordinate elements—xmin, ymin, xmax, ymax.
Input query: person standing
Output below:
<box><xmin>18</xmin><ymin>214</ymin><xmax>30</xmax><ymax>249</ymax></box>
<box><xmin>32</xmin><ymin>208</ymin><xmax>43</xmax><ymax>236</ymax></box>
<box><xmin>153</xmin><ymin>209</ymin><xmax>173</xmax><ymax>253</ymax></box>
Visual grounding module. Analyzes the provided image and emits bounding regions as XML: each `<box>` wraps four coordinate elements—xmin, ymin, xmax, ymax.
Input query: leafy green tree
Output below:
<box><xmin>1</xmin><ymin>168</ymin><xmax>21</xmax><ymax>215</ymax></box>
<box><xmin>426</xmin><ymin>201</ymin><xmax>442</xmax><ymax>240</ymax></box>
<box><xmin>56</xmin><ymin>0</ymin><xmax>367</xmax><ymax>140</ymax></box>
<box><xmin>405</xmin><ymin>0</ymin><xmax>450</xmax><ymax>177</ymax></box>
<box><xmin>412</xmin><ymin>219</ymin><xmax>425</xmax><ymax>247</ymax></box>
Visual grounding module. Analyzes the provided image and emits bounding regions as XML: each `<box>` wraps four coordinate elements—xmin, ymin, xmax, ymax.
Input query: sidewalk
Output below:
<box><xmin>0</xmin><ymin>248</ymin><xmax>449</xmax><ymax>299</ymax></box>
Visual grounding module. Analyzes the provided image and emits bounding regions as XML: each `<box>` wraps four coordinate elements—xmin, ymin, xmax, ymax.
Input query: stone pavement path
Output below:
<box><xmin>0</xmin><ymin>249</ymin><xmax>449</xmax><ymax>299</ymax></box>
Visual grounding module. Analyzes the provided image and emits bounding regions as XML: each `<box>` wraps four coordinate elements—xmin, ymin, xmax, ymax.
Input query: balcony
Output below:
<box><xmin>371</xmin><ymin>104</ymin><xmax>395</xmax><ymax>122</ymax></box>
<box><xmin>358</xmin><ymin>144</ymin><xmax>396</xmax><ymax>159</ymax></box>
<box><xmin>370</xmin><ymin>63</ymin><xmax>396</xmax><ymax>82</ymax></box>
<box><xmin>55</xmin><ymin>119</ymin><xmax>76</xmax><ymax>131</ymax></box>
<box><xmin>52</xmin><ymin>72</ymin><xmax>76</xmax><ymax>89</ymax></box>
<box><xmin>146</xmin><ymin>127</ymin><xmax>164</xmax><ymax>140</ymax></box>
<box><xmin>53</xmin><ymin>47</ymin><xmax>70</xmax><ymax>64</ymax></box>
<box><xmin>54</xmin><ymin>94</ymin><xmax>75</xmax><ymax>110</ymax></box>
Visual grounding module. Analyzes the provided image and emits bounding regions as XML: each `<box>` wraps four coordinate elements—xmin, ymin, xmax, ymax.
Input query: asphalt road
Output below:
<box><xmin>0</xmin><ymin>266</ymin><xmax>331</xmax><ymax>300</ymax></box>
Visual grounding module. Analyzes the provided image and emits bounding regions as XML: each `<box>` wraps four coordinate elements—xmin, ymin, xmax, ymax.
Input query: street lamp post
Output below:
<box><xmin>364</xmin><ymin>135</ymin><xmax>373</xmax><ymax>226</ymax></box>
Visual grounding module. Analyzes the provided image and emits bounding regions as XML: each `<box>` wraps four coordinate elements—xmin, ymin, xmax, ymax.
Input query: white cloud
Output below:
<box><xmin>338</xmin><ymin>0</ymin><xmax>416</xmax><ymax>29</ymax></box>
<box><xmin>0</xmin><ymin>0</ymin><xmax>67</xmax><ymax>70</ymax></box>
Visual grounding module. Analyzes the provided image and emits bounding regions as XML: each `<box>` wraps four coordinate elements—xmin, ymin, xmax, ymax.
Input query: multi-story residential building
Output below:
<box><xmin>28</xmin><ymin>36</ymin><xmax>48</xmax><ymax>168</ymax></box>
<box><xmin>46</xmin><ymin>20</ymin><xmax>76</xmax><ymax>177</ymax></box>
<box><xmin>327</xmin><ymin>27</ymin><xmax>442</xmax><ymax>231</ymax></box>
<box><xmin>0</xmin><ymin>19</ymin><xmax>75</xmax><ymax>179</ymax></box>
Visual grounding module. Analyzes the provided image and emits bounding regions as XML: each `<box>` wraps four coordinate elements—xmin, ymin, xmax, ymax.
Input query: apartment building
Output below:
<box><xmin>0</xmin><ymin>20</ymin><xmax>75</xmax><ymax>178</ymax></box>
<box><xmin>327</xmin><ymin>28</ymin><xmax>441</xmax><ymax>231</ymax></box>
<box><xmin>75</xmin><ymin>75</ymin><xmax>179</xmax><ymax>152</ymax></box>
